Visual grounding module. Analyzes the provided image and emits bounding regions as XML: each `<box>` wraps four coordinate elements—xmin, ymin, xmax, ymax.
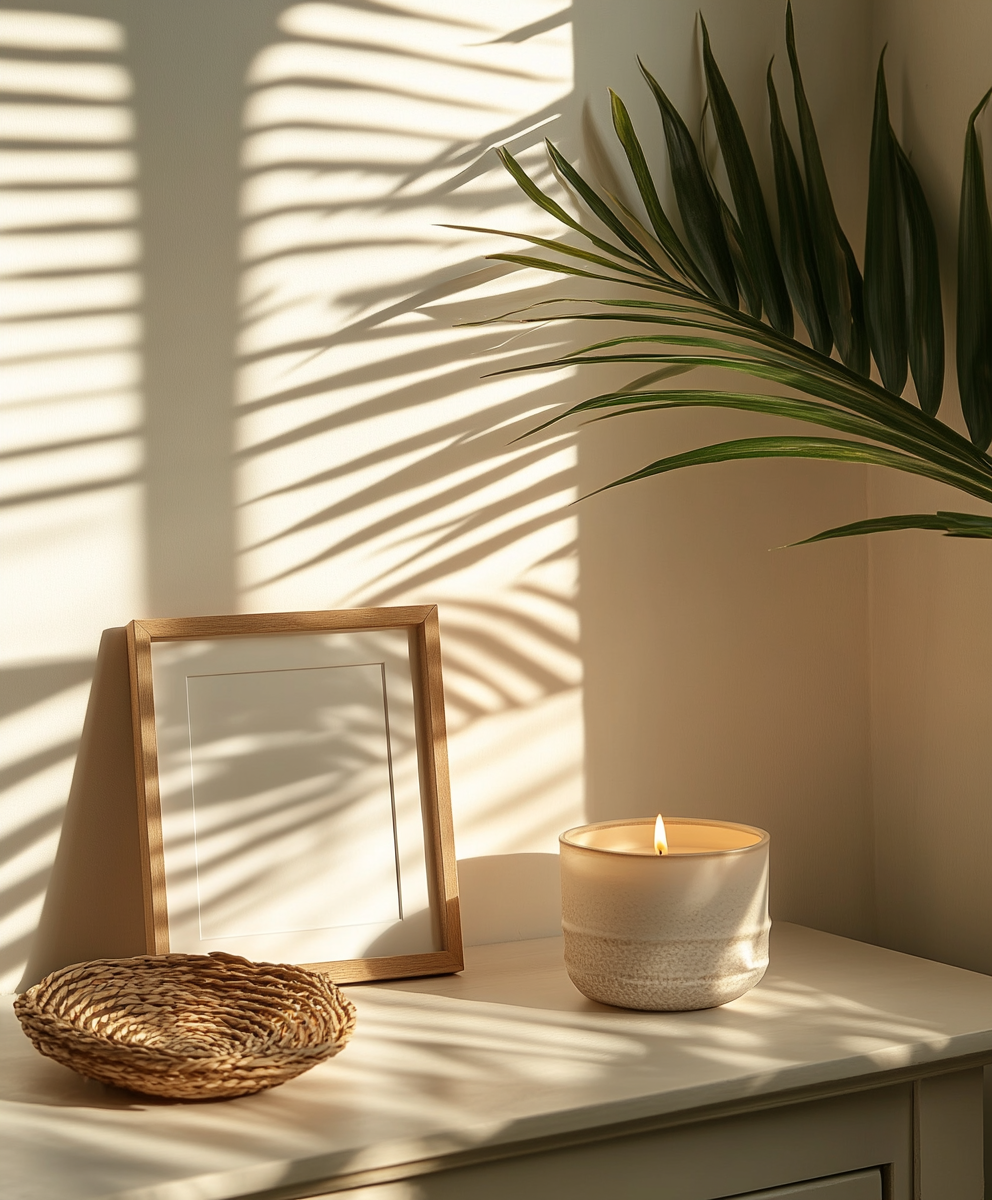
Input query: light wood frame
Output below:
<box><xmin>125</xmin><ymin>606</ymin><xmax>462</xmax><ymax>983</ymax></box>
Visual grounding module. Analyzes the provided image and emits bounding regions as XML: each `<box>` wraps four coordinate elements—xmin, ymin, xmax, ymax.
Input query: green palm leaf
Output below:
<box><xmin>477</xmin><ymin>284</ymin><xmax>989</xmax><ymax>472</ymax></box>
<box><xmin>609</xmin><ymin>90</ymin><xmax>710</xmax><ymax>292</ymax></box>
<box><xmin>785</xmin><ymin>3</ymin><xmax>869</xmax><ymax>375</ymax></box>
<box><xmin>493</xmin><ymin>324</ymin><xmax>976</xmax><ymax>452</ymax></box>
<box><xmin>957</xmin><ymin>87</ymin><xmax>992</xmax><ymax>450</ymax></box>
<box><xmin>638</xmin><ymin>59</ymin><xmax>739</xmax><ymax>306</ymax></box>
<box><xmin>864</xmin><ymin>52</ymin><xmax>908</xmax><ymax>394</ymax></box>
<box><xmin>531</xmin><ymin>387</ymin><xmax>987</xmax><ymax>489</ymax></box>
<box><xmin>482</xmin><ymin>251</ymin><xmax>664</xmax><ymax>289</ymax></box>
<box><xmin>893</xmin><ymin>140</ymin><xmax>944</xmax><ymax>415</ymax></box>
<box><xmin>795</xmin><ymin>512</ymin><xmax>992</xmax><ymax>543</ymax></box>
<box><xmin>494</xmin><ymin>146</ymin><xmax>646</xmax><ymax>270</ymax></box>
<box><xmin>710</xmin><ymin>167</ymin><xmax>763</xmax><ymax>315</ymax></box>
<box><xmin>589</xmin><ymin>436</ymin><xmax>992</xmax><ymax>503</ymax></box>
<box><xmin>767</xmin><ymin>66</ymin><xmax>832</xmax><ymax>354</ymax></box>
<box><xmin>700</xmin><ymin>17</ymin><xmax>793</xmax><ymax>333</ymax></box>
<box><xmin>543</xmin><ymin>139</ymin><xmax>670</xmax><ymax>275</ymax></box>
<box><xmin>443</xmin><ymin>223</ymin><xmax>675</xmax><ymax>282</ymax></box>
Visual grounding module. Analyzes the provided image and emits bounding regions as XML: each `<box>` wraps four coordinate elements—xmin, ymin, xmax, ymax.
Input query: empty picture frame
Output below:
<box><xmin>125</xmin><ymin>606</ymin><xmax>462</xmax><ymax>983</ymax></box>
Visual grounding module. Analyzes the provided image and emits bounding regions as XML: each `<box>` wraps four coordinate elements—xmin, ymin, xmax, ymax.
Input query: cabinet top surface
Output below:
<box><xmin>5</xmin><ymin>923</ymin><xmax>992</xmax><ymax>1200</ymax></box>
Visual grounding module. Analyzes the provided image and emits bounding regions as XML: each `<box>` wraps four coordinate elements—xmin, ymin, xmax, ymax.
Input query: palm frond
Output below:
<box><xmin>794</xmin><ymin>512</ymin><xmax>992</xmax><ymax>543</ymax></box>
<box><xmin>588</xmin><ymin>436</ymin><xmax>992</xmax><ymax>505</ymax></box>
<box><xmin>462</xmin><ymin>8</ymin><xmax>992</xmax><ymax>545</ymax></box>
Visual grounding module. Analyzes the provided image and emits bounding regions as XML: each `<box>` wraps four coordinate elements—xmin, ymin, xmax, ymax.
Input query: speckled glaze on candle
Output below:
<box><xmin>560</xmin><ymin>817</ymin><xmax>770</xmax><ymax>1011</ymax></box>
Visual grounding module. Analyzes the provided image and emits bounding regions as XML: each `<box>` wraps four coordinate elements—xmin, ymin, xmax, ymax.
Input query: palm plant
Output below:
<box><xmin>454</xmin><ymin>3</ymin><xmax>992</xmax><ymax>545</ymax></box>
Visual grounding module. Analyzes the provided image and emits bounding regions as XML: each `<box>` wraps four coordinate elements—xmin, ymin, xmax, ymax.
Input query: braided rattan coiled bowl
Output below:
<box><xmin>14</xmin><ymin>951</ymin><xmax>357</xmax><ymax>1100</ymax></box>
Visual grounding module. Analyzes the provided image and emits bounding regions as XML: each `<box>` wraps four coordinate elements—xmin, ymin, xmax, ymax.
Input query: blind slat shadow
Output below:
<box><xmin>4</xmin><ymin>0</ymin><xmax>584</xmax><ymax>990</ymax></box>
<box><xmin>0</xmin><ymin>5</ymin><xmax>145</xmax><ymax>992</ymax></box>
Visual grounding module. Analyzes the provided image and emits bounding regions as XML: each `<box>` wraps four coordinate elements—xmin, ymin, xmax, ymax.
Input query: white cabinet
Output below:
<box><xmin>329</xmin><ymin>1080</ymin><xmax>921</xmax><ymax>1198</ymax></box>
<box><xmin>3</xmin><ymin>924</ymin><xmax>992</xmax><ymax>1199</ymax></box>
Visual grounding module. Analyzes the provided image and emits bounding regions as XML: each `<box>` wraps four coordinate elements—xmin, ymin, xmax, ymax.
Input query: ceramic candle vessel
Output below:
<box><xmin>559</xmin><ymin>817</ymin><xmax>770</xmax><ymax>1011</ymax></box>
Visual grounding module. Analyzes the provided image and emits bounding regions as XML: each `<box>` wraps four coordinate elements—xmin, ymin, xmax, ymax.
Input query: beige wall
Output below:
<box><xmin>571</xmin><ymin>0</ymin><xmax>877</xmax><ymax>939</ymax></box>
<box><xmin>1</xmin><ymin>0</ymin><xmax>585</xmax><ymax>990</ymax></box>
<box><xmin>5</xmin><ymin>0</ymin><xmax>992</xmax><ymax>995</ymax></box>
<box><xmin>867</xmin><ymin>0</ymin><xmax>992</xmax><ymax>974</ymax></box>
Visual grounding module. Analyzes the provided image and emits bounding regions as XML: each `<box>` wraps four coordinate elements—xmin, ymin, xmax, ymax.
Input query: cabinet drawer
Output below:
<box><xmin>329</xmin><ymin>1089</ymin><xmax>905</xmax><ymax>1199</ymax></box>
<box><xmin>332</xmin><ymin>1165</ymin><xmax>884</xmax><ymax>1200</ymax></box>
<box><xmin>734</xmin><ymin>1167</ymin><xmax>882</xmax><ymax>1197</ymax></box>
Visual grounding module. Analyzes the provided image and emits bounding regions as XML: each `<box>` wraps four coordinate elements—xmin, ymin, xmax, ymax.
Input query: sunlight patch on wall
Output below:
<box><xmin>236</xmin><ymin>0</ymin><xmax>581</xmax><ymax>918</ymax></box>
<box><xmin>0</xmin><ymin>9</ymin><xmax>144</xmax><ymax>990</ymax></box>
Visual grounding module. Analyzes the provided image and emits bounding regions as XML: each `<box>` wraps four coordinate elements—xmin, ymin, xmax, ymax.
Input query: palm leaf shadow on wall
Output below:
<box><xmin>233</xmin><ymin>0</ymin><xmax>585</xmax><ymax>876</ymax></box>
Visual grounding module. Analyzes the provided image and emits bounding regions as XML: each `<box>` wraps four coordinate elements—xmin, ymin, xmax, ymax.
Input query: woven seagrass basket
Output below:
<box><xmin>14</xmin><ymin>951</ymin><xmax>357</xmax><ymax>1100</ymax></box>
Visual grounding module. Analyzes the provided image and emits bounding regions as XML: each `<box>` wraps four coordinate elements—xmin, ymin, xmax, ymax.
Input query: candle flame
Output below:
<box><xmin>654</xmin><ymin>813</ymin><xmax>669</xmax><ymax>855</ymax></box>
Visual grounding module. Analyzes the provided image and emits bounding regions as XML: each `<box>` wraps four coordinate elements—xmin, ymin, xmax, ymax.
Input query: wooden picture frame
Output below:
<box><xmin>125</xmin><ymin>606</ymin><xmax>462</xmax><ymax>983</ymax></box>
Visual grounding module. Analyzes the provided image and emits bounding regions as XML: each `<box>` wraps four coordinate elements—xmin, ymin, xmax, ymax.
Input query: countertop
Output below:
<box><xmin>5</xmin><ymin>923</ymin><xmax>992</xmax><ymax>1200</ymax></box>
